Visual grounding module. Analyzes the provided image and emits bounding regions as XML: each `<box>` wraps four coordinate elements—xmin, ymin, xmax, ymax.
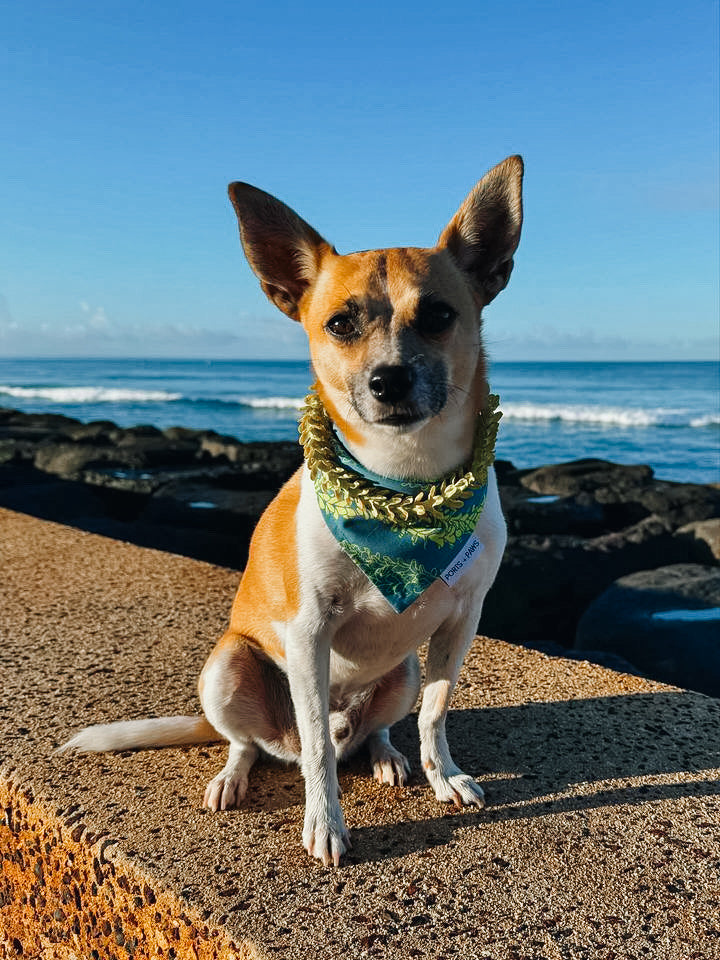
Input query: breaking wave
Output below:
<box><xmin>0</xmin><ymin>385</ymin><xmax>305</xmax><ymax>412</ymax></box>
<box><xmin>500</xmin><ymin>402</ymin><xmax>716</xmax><ymax>429</ymax></box>
<box><xmin>233</xmin><ymin>396</ymin><xmax>304</xmax><ymax>410</ymax></box>
<box><xmin>0</xmin><ymin>385</ymin><xmax>182</xmax><ymax>403</ymax></box>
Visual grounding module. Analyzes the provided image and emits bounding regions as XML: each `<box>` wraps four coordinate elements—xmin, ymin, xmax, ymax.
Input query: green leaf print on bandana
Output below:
<box><xmin>339</xmin><ymin>541</ymin><xmax>440</xmax><ymax>600</ymax></box>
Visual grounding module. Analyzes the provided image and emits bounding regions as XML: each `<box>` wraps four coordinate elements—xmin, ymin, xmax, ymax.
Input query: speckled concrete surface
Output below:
<box><xmin>1</xmin><ymin>506</ymin><xmax>719</xmax><ymax>959</ymax></box>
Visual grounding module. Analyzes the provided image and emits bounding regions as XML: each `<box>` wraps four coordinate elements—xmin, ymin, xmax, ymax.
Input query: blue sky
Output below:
<box><xmin>2</xmin><ymin>0</ymin><xmax>718</xmax><ymax>360</ymax></box>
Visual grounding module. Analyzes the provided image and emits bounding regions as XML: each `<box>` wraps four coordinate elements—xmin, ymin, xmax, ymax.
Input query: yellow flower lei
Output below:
<box><xmin>298</xmin><ymin>392</ymin><xmax>502</xmax><ymax>526</ymax></box>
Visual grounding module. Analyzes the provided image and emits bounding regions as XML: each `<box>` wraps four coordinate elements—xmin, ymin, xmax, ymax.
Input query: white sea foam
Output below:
<box><xmin>0</xmin><ymin>385</ymin><xmax>182</xmax><ymax>403</ymax></box>
<box><xmin>236</xmin><ymin>396</ymin><xmax>305</xmax><ymax>410</ymax></box>
<box><xmin>690</xmin><ymin>414</ymin><xmax>720</xmax><ymax>428</ymax></box>
<box><xmin>499</xmin><ymin>402</ymin><xmax>700</xmax><ymax>429</ymax></box>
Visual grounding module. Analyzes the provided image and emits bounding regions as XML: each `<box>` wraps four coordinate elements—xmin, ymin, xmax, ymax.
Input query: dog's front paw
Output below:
<box><xmin>303</xmin><ymin>803</ymin><xmax>351</xmax><ymax>867</ymax></box>
<box><xmin>426</xmin><ymin>768</ymin><xmax>485</xmax><ymax>809</ymax></box>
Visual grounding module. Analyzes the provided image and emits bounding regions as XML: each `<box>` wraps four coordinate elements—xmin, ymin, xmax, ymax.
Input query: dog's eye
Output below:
<box><xmin>325</xmin><ymin>314</ymin><xmax>357</xmax><ymax>340</ymax></box>
<box><xmin>416</xmin><ymin>300</ymin><xmax>457</xmax><ymax>337</ymax></box>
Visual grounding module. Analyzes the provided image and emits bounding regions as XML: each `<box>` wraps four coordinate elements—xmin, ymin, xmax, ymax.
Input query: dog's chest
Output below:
<box><xmin>294</xmin><ymin>466</ymin><xmax>505</xmax><ymax>687</ymax></box>
<box><xmin>328</xmin><ymin>576</ymin><xmax>458</xmax><ymax>680</ymax></box>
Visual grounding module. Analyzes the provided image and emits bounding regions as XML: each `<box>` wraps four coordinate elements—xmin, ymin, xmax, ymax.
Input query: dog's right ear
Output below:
<box><xmin>228</xmin><ymin>183</ymin><xmax>333</xmax><ymax>320</ymax></box>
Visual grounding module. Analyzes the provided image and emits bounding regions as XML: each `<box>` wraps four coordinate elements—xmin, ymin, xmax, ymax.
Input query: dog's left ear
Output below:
<box><xmin>437</xmin><ymin>155</ymin><xmax>523</xmax><ymax>305</ymax></box>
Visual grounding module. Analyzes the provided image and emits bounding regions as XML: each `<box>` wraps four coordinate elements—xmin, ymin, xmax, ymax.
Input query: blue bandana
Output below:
<box><xmin>299</xmin><ymin>394</ymin><xmax>501</xmax><ymax>612</ymax></box>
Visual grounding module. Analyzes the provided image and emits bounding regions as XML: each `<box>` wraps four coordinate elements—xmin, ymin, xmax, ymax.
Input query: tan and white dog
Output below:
<box><xmin>60</xmin><ymin>156</ymin><xmax>523</xmax><ymax>866</ymax></box>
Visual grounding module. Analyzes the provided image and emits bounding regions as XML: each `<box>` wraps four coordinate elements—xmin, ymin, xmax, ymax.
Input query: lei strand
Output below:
<box><xmin>298</xmin><ymin>392</ymin><xmax>502</xmax><ymax>525</ymax></box>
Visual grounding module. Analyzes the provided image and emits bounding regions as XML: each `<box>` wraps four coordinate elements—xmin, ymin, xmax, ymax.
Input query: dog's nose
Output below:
<box><xmin>368</xmin><ymin>365</ymin><xmax>414</xmax><ymax>404</ymax></box>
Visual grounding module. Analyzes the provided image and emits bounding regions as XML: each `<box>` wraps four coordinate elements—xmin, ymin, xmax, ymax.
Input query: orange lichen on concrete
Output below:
<box><xmin>0</xmin><ymin>778</ymin><xmax>265</xmax><ymax>960</ymax></box>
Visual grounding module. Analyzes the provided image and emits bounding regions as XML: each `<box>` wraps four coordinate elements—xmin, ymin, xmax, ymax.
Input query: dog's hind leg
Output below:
<box><xmin>203</xmin><ymin>739</ymin><xmax>259</xmax><ymax>811</ymax></box>
<box><xmin>199</xmin><ymin>634</ymin><xmax>300</xmax><ymax>810</ymax></box>
<box><xmin>333</xmin><ymin>654</ymin><xmax>421</xmax><ymax>786</ymax></box>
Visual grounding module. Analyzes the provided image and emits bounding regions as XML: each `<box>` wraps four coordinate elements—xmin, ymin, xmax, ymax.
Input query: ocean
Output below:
<box><xmin>0</xmin><ymin>358</ymin><xmax>718</xmax><ymax>485</ymax></box>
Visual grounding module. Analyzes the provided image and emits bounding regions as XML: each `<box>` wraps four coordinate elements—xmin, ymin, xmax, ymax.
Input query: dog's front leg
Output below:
<box><xmin>285</xmin><ymin>625</ymin><xmax>350</xmax><ymax>866</ymax></box>
<box><xmin>418</xmin><ymin>617</ymin><xmax>486</xmax><ymax>808</ymax></box>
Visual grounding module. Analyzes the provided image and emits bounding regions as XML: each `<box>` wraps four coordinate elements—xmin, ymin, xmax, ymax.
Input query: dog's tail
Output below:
<box><xmin>55</xmin><ymin>716</ymin><xmax>223</xmax><ymax>755</ymax></box>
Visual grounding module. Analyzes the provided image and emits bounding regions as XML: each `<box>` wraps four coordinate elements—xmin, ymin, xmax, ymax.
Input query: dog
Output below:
<box><xmin>59</xmin><ymin>156</ymin><xmax>523</xmax><ymax>866</ymax></box>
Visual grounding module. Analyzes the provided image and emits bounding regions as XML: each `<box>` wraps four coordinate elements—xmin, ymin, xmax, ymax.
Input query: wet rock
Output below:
<box><xmin>110</xmin><ymin>423</ymin><xmax>165</xmax><ymax>442</ymax></box>
<box><xmin>575</xmin><ymin>564</ymin><xmax>720</xmax><ymax>696</ymax></box>
<box><xmin>199</xmin><ymin>434</ymin><xmax>245</xmax><ymax>461</ymax></box>
<box><xmin>634</xmin><ymin>482</ymin><xmax>720</xmax><ymax>528</ymax></box>
<box><xmin>0</xmin><ymin>438</ymin><xmax>37</xmax><ymax>465</ymax></box>
<box><xmin>162</xmin><ymin>425</ymin><xmax>208</xmax><ymax>443</ymax></box>
<box><xmin>0</xmin><ymin>409</ymin><xmax>81</xmax><ymax>434</ymax></box>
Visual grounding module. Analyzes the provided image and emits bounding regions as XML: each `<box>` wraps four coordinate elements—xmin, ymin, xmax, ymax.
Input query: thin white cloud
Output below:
<box><xmin>489</xmin><ymin>326</ymin><xmax>719</xmax><ymax>361</ymax></box>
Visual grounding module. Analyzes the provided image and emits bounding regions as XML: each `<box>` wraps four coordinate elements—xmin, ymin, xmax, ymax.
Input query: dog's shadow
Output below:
<box><xmin>330</xmin><ymin>689</ymin><xmax>719</xmax><ymax>863</ymax></box>
<box><xmin>208</xmin><ymin>688</ymin><xmax>718</xmax><ymax>864</ymax></box>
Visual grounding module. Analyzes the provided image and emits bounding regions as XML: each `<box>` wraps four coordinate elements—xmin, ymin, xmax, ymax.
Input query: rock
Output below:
<box><xmin>500</xmin><ymin>487</ymin><xmax>606</xmax><ymax>537</ymax></box>
<box><xmin>0</xmin><ymin>409</ymin><xmax>81</xmax><ymax>434</ymax></box>
<box><xmin>111</xmin><ymin>424</ymin><xmax>165</xmax><ymax>442</ymax></box>
<box><xmin>519</xmin><ymin>459</ymin><xmax>654</xmax><ymax>496</ymax></box>
<box><xmin>141</xmin><ymin>482</ymin><xmax>278</xmax><ymax>568</ymax></box>
<box><xmin>32</xmin><ymin>436</ymin><xmax>200</xmax><ymax>479</ymax></box>
<box><xmin>676</xmin><ymin>519</ymin><xmax>720</xmax><ymax>561</ymax></box>
<box><xmin>33</xmin><ymin>442</ymin><xmax>138</xmax><ymax>478</ymax></box>
<box><xmin>162</xmin><ymin>425</ymin><xmax>208</xmax><ymax>443</ymax></box>
<box><xmin>64</xmin><ymin>420</ymin><xmax>119</xmax><ymax>443</ymax></box>
<box><xmin>516</xmin><ymin>457</ymin><xmax>720</xmax><ymax>532</ymax></box>
<box><xmin>481</xmin><ymin>515</ymin><xmax>700</xmax><ymax>648</ymax></box>
<box><xmin>0</xmin><ymin>438</ymin><xmax>37</xmax><ymax>465</ymax></box>
<box><xmin>635</xmin><ymin>483</ymin><xmax>720</xmax><ymax>528</ymax></box>
<box><xmin>199</xmin><ymin>434</ymin><xmax>245</xmax><ymax>461</ymax></box>
<box><xmin>575</xmin><ymin>564</ymin><xmax>720</xmax><ymax>696</ymax></box>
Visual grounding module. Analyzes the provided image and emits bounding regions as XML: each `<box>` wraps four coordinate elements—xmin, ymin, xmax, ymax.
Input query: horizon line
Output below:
<box><xmin>1</xmin><ymin>355</ymin><xmax>717</xmax><ymax>365</ymax></box>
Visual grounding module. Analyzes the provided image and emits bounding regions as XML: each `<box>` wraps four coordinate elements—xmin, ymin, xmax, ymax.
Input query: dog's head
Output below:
<box><xmin>228</xmin><ymin>157</ymin><xmax>522</xmax><ymax>473</ymax></box>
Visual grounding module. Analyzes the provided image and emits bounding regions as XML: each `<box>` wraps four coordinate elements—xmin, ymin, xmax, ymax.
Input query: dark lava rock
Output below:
<box><xmin>0</xmin><ymin>406</ymin><xmax>304</xmax><ymax>570</ymax></box>
<box><xmin>0</xmin><ymin>409</ymin><xmax>82</xmax><ymax>435</ymax></box>
<box><xmin>516</xmin><ymin>457</ymin><xmax>720</xmax><ymax>531</ymax></box>
<box><xmin>519</xmin><ymin>458</ymin><xmax>654</xmax><ymax>497</ymax></box>
<box><xmin>481</xmin><ymin>515</ymin><xmax>710</xmax><ymax>649</ymax></box>
<box><xmin>140</xmin><ymin>481</ymin><xmax>278</xmax><ymax>567</ymax></box>
<box><xmin>500</xmin><ymin>487</ymin><xmax>606</xmax><ymax>537</ymax></box>
<box><xmin>33</xmin><ymin>442</ymin><xmax>140</xmax><ymax>478</ymax></box>
<box><xmin>575</xmin><ymin>564</ymin><xmax>720</xmax><ymax>696</ymax></box>
<box><xmin>64</xmin><ymin>420</ymin><xmax>119</xmax><ymax>443</ymax></box>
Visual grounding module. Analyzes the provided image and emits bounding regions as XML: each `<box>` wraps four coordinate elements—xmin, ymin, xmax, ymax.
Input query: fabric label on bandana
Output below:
<box><xmin>440</xmin><ymin>534</ymin><xmax>484</xmax><ymax>587</ymax></box>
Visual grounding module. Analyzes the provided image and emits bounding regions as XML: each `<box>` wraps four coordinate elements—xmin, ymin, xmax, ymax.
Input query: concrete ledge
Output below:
<box><xmin>1</xmin><ymin>507</ymin><xmax>719</xmax><ymax>959</ymax></box>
